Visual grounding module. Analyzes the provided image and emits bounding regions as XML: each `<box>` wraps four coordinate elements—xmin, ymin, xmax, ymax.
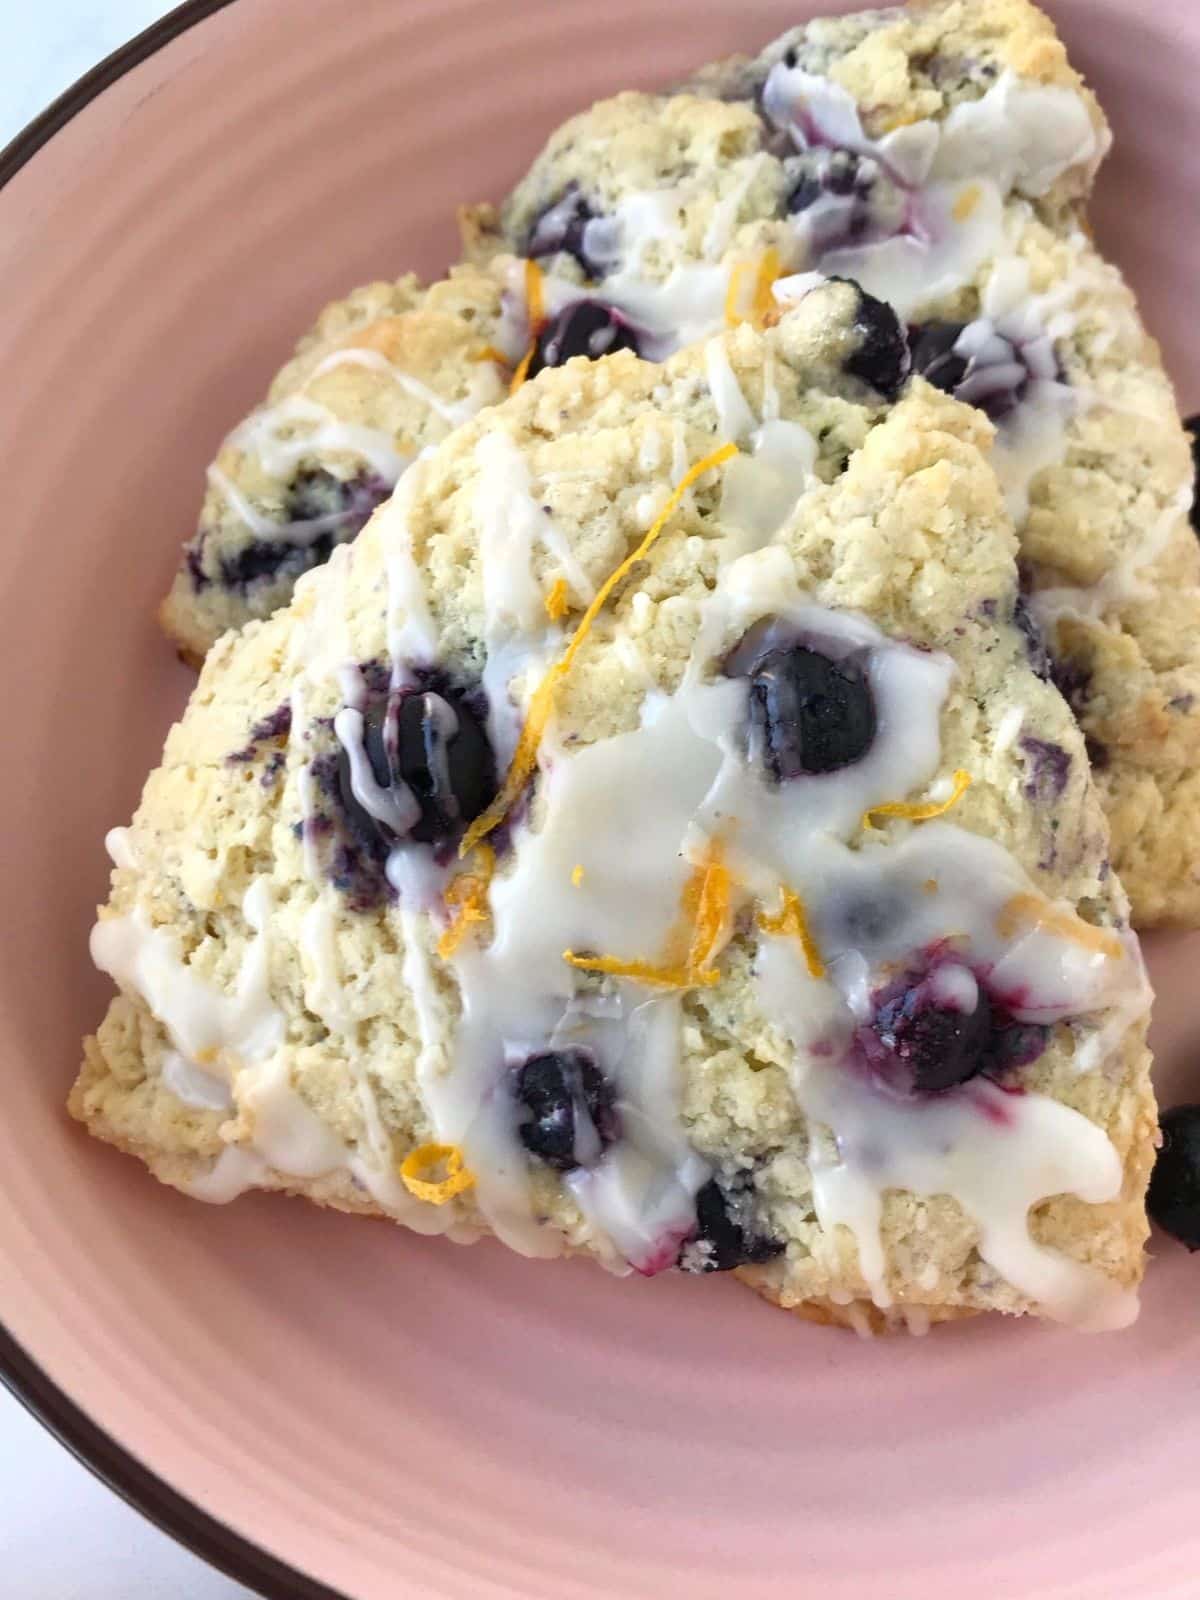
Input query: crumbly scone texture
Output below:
<box><xmin>159</xmin><ymin>263</ymin><xmax>512</xmax><ymax>665</ymax></box>
<box><xmin>483</xmin><ymin>0</ymin><xmax>1106</xmax><ymax>265</ymax></box>
<box><xmin>682</xmin><ymin>0</ymin><xmax>1106</xmax><ymax>214</ymax></box>
<box><xmin>471</xmin><ymin>3</ymin><xmax>1200</xmax><ymax>925</ymax></box>
<box><xmin>76</xmin><ymin>290</ymin><xmax>1154</xmax><ymax>1328</ymax></box>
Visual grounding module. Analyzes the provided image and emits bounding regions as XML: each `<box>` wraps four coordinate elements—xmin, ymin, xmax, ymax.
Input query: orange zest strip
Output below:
<box><xmin>460</xmin><ymin>442</ymin><xmax>739</xmax><ymax>856</ymax></box>
<box><xmin>509</xmin><ymin>259</ymin><xmax>547</xmax><ymax>395</ymax></box>
<box><xmin>563</xmin><ymin>842</ymin><xmax>732</xmax><ymax>991</ymax></box>
<box><xmin>723</xmin><ymin>260</ymin><xmax>750</xmax><ymax>328</ymax></box>
<box><xmin>862</xmin><ymin>769</ymin><xmax>972</xmax><ymax>830</ymax></box>
<box><xmin>995</xmin><ymin>892</ymin><xmax>1124</xmax><ymax>961</ymax></box>
<box><xmin>399</xmin><ymin>1143</ymin><xmax>475</xmax><ymax>1205</ymax></box>
<box><xmin>474</xmin><ymin>343</ymin><xmax>511</xmax><ymax>366</ymax></box>
<box><xmin>544</xmin><ymin>576</ymin><xmax>570</xmax><ymax>622</ymax></box>
<box><xmin>725</xmin><ymin>250</ymin><xmax>783</xmax><ymax>331</ymax></box>
<box><xmin>758</xmin><ymin>887</ymin><xmax>825</xmax><ymax>979</ymax></box>
<box><xmin>750</xmin><ymin>247</ymin><xmax>782</xmax><ymax>329</ymax></box>
<box><xmin>562</xmin><ymin>952</ymin><xmax>719</xmax><ymax>989</ymax></box>
<box><xmin>436</xmin><ymin>845</ymin><xmax>495</xmax><ymax>959</ymax></box>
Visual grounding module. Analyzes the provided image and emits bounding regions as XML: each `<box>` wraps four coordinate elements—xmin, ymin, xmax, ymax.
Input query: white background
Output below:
<box><xmin>0</xmin><ymin>2</ymin><xmax>257</xmax><ymax>1594</ymax></box>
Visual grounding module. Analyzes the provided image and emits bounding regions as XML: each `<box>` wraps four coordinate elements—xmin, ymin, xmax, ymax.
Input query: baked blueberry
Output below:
<box><xmin>832</xmin><ymin>279</ymin><xmax>909</xmax><ymax>399</ymax></box>
<box><xmin>526</xmin><ymin>184</ymin><xmax>603</xmax><ymax>274</ymax></box>
<box><xmin>527</xmin><ymin>300</ymin><xmax>642</xmax><ymax>379</ymax></box>
<box><xmin>1184</xmin><ymin>416</ymin><xmax>1200</xmax><ymax>533</ymax></box>
<box><xmin>217</xmin><ymin>469</ymin><xmax>391</xmax><ymax>590</ymax></box>
<box><xmin>336</xmin><ymin>685</ymin><xmax>496</xmax><ymax>848</ymax></box>
<box><xmin>786</xmin><ymin>149</ymin><xmax>872</xmax><ymax>215</ymax></box>
<box><xmin>862</xmin><ymin>963</ymin><xmax>1047</xmax><ymax>1094</ymax></box>
<box><xmin>908</xmin><ymin>320</ymin><xmax>1046</xmax><ymax>421</ymax></box>
<box><xmin>731</xmin><ymin>626</ymin><xmax>876</xmax><ymax>778</ymax></box>
<box><xmin>678</xmin><ymin>1178</ymin><xmax>783</xmax><ymax>1273</ymax></box>
<box><xmin>1147</xmin><ymin>1104</ymin><xmax>1200</xmax><ymax>1250</ymax></box>
<box><xmin>514</xmin><ymin>1049</ymin><xmax>620</xmax><ymax>1171</ymax></box>
<box><xmin>908</xmin><ymin>320</ymin><xmax>970</xmax><ymax>394</ymax></box>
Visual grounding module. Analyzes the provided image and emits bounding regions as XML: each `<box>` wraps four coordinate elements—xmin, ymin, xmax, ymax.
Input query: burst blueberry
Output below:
<box><xmin>862</xmin><ymin>961</ymin><xmax>1048</xmax><ymax>1094</ymax></box>
<box><xmin>513</xmin><ymin>1049</ymin><xmax>620</xmax><ymax>1172</ymax></box>
<box><xmin>527</xmin><ymin>300</ymin><xmax>642</xmax><ymax>379</ymax></box>
<box><xmin>870</xmin><ymin>974</ymin><xmax>994</xmax><ymax>1093</ymax></box>
<box><xmin>679</xmin><ymin>1179</ymin><xmax>783</xmax><ymax>1273</ymax></box>
<box><xmin>1147</xmin><ymin>1104</ymin><xmax>1200</xmax><ymax>1250</ymax></box>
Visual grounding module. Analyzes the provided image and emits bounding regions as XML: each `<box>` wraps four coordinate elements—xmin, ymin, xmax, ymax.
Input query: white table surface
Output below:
<box><xmin>1</xmin><ymin>2</ymin><xmax>257</xmax><ymax>1594</ymax></box>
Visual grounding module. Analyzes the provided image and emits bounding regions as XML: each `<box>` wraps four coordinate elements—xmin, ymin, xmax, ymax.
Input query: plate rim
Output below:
<box><xmin>0</xmin><ymin>7</ymin><xmax>347</xmax><ymax>1593</ymax></box>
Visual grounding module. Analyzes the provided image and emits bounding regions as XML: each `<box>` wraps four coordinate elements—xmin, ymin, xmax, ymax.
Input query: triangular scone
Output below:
<box><xmin>160</xmin><ymin>263</ymin><xmax>515</xmax><ymax>665</ymax></box>
<box><xmin>78</xmin><ymin>284</ymin><xmax>1154</xmax><ymax>1332</ymax></box>
<box><xmin>470</xmin><ymin>0</ymin><xmax>1200</xmax><ymax>924</ymax></box>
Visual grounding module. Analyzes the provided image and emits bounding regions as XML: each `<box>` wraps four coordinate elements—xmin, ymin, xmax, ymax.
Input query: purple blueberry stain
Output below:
<box><xmin>857</xmin><ymin>953</ymin><xmax>1049</xmax><ymax>1097</ymax></box>
<box><xmin>228</xmin><ymin>701</ymin><xmax>293</xmax><ymax>765</ymax></box>
<box><xmin>215</xmin><ymin>468</ymin><xmax>392</xmax><ymax>592</ymax></box>
<box><xmin>309</xmin><ymin>749</ymin><xmax>394</xmax><ymax>913</ymax></box>
<box><xmin>1019</xmin><ymin>736</ymin><xmax>1071</xmax><ymax>803</ymax></box>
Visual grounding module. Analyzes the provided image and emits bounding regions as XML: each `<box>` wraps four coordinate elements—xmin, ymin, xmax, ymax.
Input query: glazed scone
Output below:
<box><xmin>160</xmin><ymin>263</ymin><xmax>512</xmax><ymax>664</ymax></box>
<box><xmin>76</xmin><ymin>287</ymin><xmax>1155</xmax><ymax>1332</ymax></box>
<box><xmin>469</xmin><ymin>0</ymin><xmax>1200</xmax><ymax>923</ymax></box>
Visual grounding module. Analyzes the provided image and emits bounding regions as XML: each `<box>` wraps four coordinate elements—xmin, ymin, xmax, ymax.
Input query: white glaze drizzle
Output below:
<box><xmin>756</xmin><ymin>932</ymin><xmax>1136</xmax><ymax>1331</ymax></box>
<box><xmin>90</xmin><ymin>879</ymin><xmax>284</xmax><ymax>1074</ymax></box>
<box><xmin>303</xmin><ymin>345</ymin><xmax>503</xmax><ymax>429</ymax></box>
<box><xmin>226</xmin><ymin>394</ymin><xmax>408</xmax><ymax>484</ymax></box>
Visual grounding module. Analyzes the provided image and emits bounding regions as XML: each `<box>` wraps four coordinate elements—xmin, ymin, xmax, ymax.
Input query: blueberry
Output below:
<box><xmin>862</xmin><ymin>963</ymin><xmax>1048</xmax><ymax>1094</ymax></box>
<box><xmin>514</xmin><ymin>1049</ymin><xmax>620</xmax><ymax>1171</ymax></box>
<box><xmin>1184</xmin><ymin>416</ymin><xmax>1200</xmax><ymax>534</ymax></box>
<box><xmin>526</xmin><ymin>184</ymin><xmax>602</xmax><ymax>275</ymax></box>
<box><xmin>908</xmin><ymin>320</ymin><xmax>970</xmax><ymax>394</ymax></box>
<box><xmin>786</xmin><ymin>171</ymin><xmax>823</xmax><ymax>214</ymax></box>
<box><xmin>216</xmin><ymin>469</ymin><xmax>391</xmax><ymax>590</ymax></box>
<box><xmin>830</xmin><ymin>279</ymin><xmax>909</xmax><ymax>399</ymax></box>
<box><xmin>908</xmin><ymin>321</ymin><xmax>1046</xmax><ymax>422</ymax></box>
<box><xmin>870</xmin><ymin>980</ymin><xmax>994</xmax><ymax>1093</ymax></box>
<box><xmin>786</xmin><ymin>150</ymin><xmax>872</xmax><ymax>216</ymax></box>
<box><xmin>1147</xmin><ymin>1105</ymin><xmax>1200</xmax><ymax>1249</ymax></box>
<box><xmin>678</xmin><ymin>1178</ymin><xmax>783</xmax><ymax>1273</ymax></box>
<box><xmin>527</xmin><ymin>300</ymin><xmax>642</xmax><ymax>379</ymax></box>
<box><xmin>336</xmin><ymin>684</ymin><xmax>496</xmax><ymax>848</ymax></box>
<box><xmin>733</xmin><ymin>629</ymin><xmax>877</xmax><ymax>779</ymax></box>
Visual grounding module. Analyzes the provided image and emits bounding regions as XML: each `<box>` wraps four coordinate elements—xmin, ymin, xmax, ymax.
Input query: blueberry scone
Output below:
<box><xmin>467</xmin><ymin>0</ymin><xmax>1200</xmax><ymax>923</ymax></box>
<box><xmin>159</xmin><ymin>264</ymin><xmax>514</xmax><ymax>665</ymax></box>
<box><xmin>77</xmin><ymin>288</ymin><xmax>1154</xmax><ymax>1332</ymax></box>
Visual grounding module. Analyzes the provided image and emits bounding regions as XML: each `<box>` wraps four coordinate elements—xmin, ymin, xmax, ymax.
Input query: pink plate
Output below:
<box><xmin>0</xmin><ymin>2</ymin><xmax>1198</xmax><ymax>1595</ymax></box>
